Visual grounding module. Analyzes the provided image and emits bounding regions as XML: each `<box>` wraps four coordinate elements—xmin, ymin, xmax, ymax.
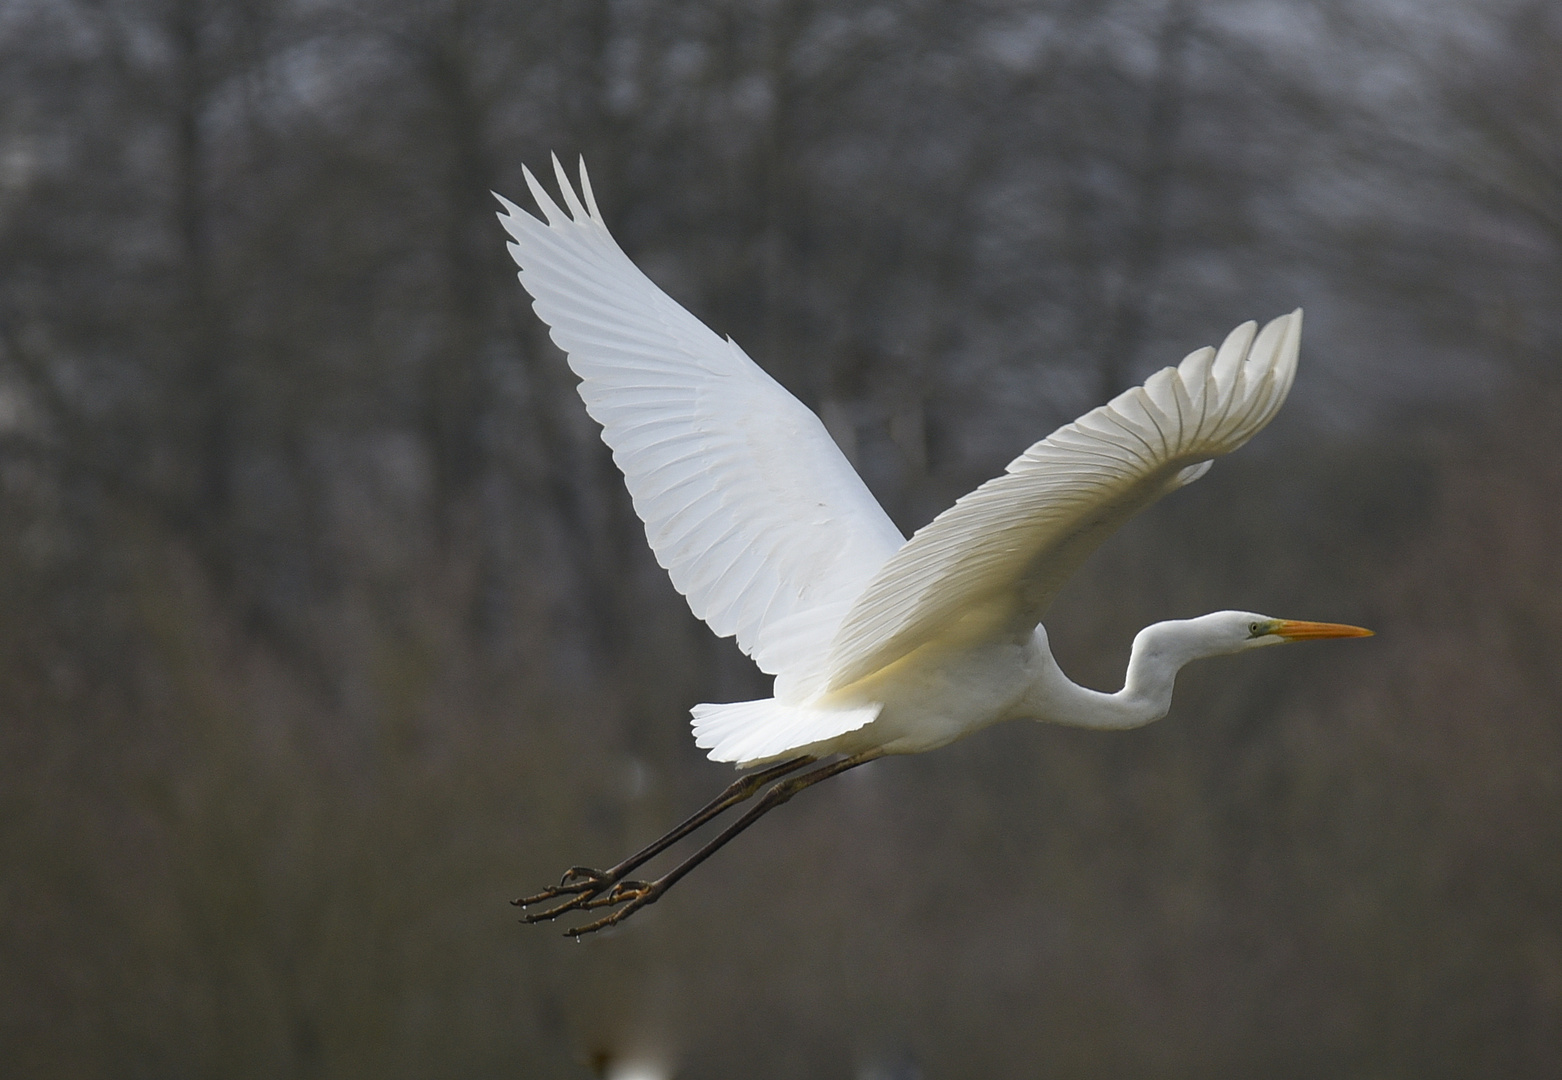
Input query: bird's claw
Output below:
<box><xmin>555</xmin><ymin>866</ymin><xmax>613</xmax><ymax>891</ymax></box>
<box><xmin>512</xmin><ymin>865</ymin><xmax>618</xmax><ymax>918</ymax></box>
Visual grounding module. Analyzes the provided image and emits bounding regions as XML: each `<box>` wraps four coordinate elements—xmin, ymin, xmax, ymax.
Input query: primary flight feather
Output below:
<box><xmin>503</xmin><ymin>156</ymin><xmax>1369</xmax><ymax>936</ymax></box>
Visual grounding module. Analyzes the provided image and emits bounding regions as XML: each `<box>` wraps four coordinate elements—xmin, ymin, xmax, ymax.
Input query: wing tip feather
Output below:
<box><xmin>577</xmin><ymin>156</ymin><xmax>604</xmax><ymax>224</ymax></box>
<box><xmin>551</xmin><ymin>152</ymin><xmax>590</xmax><ymax>222</ymax></box>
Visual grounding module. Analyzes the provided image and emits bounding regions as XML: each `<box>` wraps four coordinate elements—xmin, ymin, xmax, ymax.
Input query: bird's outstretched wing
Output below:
<box><xmin>498</xmin><ymin>157</ymin><xmax>905</xmax><ymax>689</ymax></box>
<box><xmin>823</xmin><ymin>312</ymin><xmax>1302</xmax><ymax>692</ymax></box>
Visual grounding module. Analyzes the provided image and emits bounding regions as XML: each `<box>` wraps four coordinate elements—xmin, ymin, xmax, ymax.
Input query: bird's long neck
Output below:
<box><xmin>1015</xmin><ymin>621</ymin><xmax>1205</xmax><ymax>730</ymax></box>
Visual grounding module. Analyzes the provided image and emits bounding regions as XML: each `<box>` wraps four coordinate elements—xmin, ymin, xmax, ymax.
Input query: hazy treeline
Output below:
<box><xmin>0</xmin><ymin>0</ymin><xmax>1558</xmax><ymax>1076</ymax></box>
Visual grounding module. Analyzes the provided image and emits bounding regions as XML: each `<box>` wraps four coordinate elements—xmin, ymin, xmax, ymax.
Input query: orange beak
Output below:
<box><xmin>1270</xmin><ymin>619</ymin><xmax>1374</xmax><ymax>641</ymax></box>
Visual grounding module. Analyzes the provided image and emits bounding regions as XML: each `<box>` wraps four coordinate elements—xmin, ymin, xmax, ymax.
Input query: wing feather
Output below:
<box><xmin>498</xmin><ymin>157</ymin><xmax>906</xmax><ymax>689</ymax></box>
<box><xmin>824</xmin><ymin>312</ymin><xmax>1303</xmax><ymax>691</ymax></box>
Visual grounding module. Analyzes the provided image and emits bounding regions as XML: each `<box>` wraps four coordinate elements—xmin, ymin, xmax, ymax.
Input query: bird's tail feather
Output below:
<box><xmin>691</xmin><ymin>698</ymin><xmax>881</xmax><ymax>765</ymax></box>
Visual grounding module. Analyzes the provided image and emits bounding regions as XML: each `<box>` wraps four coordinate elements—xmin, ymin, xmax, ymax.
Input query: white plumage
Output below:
<box><xmin>824</xmin><ymin>314</ymin><xmax>1298</xmax><ymax>691</ymax></box>
<box><xmin>497</xmin><ymin>161</ymin><xmax>903</xmax><ymax>705</ymax></box>
<box><xmin>498</xmin><ymin>156</ymin><xmax>1355</xmax><ymax>768</ymax></box>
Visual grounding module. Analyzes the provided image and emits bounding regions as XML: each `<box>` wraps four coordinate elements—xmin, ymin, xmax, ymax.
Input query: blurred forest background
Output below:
<box><xmin>1</xmin><ymin>0</ymin><xmax>1559</xmax><ymax>1076</ymax></box>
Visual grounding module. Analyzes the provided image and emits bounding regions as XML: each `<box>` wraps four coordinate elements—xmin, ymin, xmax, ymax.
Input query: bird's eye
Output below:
<box><xmin>1249</xmin><ymin>622</ymin><xmax>1264</xmax><ymax>636</ymax></box>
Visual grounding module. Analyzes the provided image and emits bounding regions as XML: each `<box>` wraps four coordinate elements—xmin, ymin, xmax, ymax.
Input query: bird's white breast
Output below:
<box><xmin>813</xmin><ymin>634</ymin><xmax>1042</xmax><ymax>757</ymax></box>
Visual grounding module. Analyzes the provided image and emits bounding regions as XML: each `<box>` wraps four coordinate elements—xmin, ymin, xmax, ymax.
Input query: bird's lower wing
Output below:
<box><xmin>498</xmin><ymin>158</ymin><xmax>905</xmax><ymax>685</ymax></box>
<box><xmin>823</xmin><ymin>312</ymin><xmax>1302</xmax><ymax>692</ymax></box>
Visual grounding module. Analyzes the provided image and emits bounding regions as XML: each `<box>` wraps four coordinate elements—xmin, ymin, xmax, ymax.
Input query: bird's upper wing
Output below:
<box><xmin>498</xmin><ymin>157</ymin><xmax>906</xmax><ymax>687</ymax></box>
<box><xmin>823</xmin><ymin>312</ymin><xmax>1303</xmax><ymax>692</ymax></box>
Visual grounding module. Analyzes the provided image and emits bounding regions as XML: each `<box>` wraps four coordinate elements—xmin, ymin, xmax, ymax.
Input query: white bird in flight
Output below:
<box><xmin>503</xmin><ymin>156</ymin><xmax>1371</xmax><ymax>935</ymax></box>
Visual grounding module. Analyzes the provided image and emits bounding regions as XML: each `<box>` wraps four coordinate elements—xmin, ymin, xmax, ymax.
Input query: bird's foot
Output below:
<box><xmin>561</xmin><ymin>879</ymin><xmax>666</xmax><ymax>937</ymax></box>
<box><xmin>512</xmin><ymin>866</ymin><xmax>618</xmax><ymax>923</ymax></box>
<box><xmin>512</xmin><ymin>866</ymin><xmax>667</xmax><ymax>936</ymax></box>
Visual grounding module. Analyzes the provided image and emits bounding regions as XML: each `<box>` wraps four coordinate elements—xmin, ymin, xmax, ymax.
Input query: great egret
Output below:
<box><xmin>502</xmin><ymin>156</ymin><xmax>1371</xmax><ymax>936</ymax></box>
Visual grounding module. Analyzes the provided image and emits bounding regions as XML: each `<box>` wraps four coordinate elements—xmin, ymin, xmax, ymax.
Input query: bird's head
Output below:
<box><xmin>1183</xmin><ymin>610</ymin><xmax>1374</xmax><ymax>657</ymax></box>
<box><xmin>1108</xmin><ymin>611</ymin><xmax>1374</xmax><ymax>728</ymax></box>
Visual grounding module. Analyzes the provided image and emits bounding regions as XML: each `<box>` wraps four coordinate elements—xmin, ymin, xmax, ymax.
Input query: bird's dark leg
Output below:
<box><xmin>514</xmin><ymin>754</ymin><xmax>816</xmax><ymax>922</ymax></box>
<box><xmin>558</xmin><ymin>750</ymin><xmax>883</xmax><ymax>937</ymax></box>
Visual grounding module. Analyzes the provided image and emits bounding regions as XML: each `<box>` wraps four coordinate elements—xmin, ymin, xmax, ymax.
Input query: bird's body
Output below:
<box><xmin>702</xmin><ymin>612</ymin><xmax>1362</xmax><ymax>763</ymax></box>
<box><xmin>801</xmin><ymin>631</ymin><xmax>1043</xmax><ymax>758</ymax></box>
<box><xmin>502</xmin><ymin>156</ymin><xmax>1371</xmax><ymax>935</ymax></box>
<box><xmin>841</xmin><ymin>625</ymin><xmax>1151</xmax><ymax>757</ymax></box>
